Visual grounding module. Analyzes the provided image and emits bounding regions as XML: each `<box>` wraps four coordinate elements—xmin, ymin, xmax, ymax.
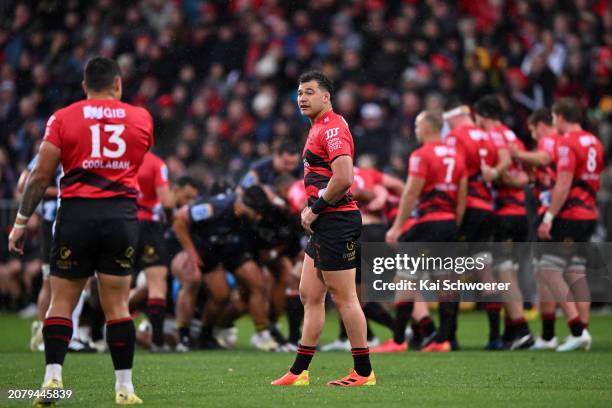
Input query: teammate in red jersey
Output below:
<box><xmin>443</xmin><ymin>99</ymin><xmax>511</xmax><ymax>350</ymax></box>
<box><xmin>510</xmin><ymin>108</ymin><xmax>561</xmax><ymax>350</ymax></box>
<box><xmin>134</xmin><ymin>151</ymin><xmax>174</xmax><ymax>351</ymax></box>
<box><xmin>323</xmin><ymin>163</ymin><xmax>404</xmax><ymax>352</ymax></box>
<box><xmin>386</xmin><ymin>109</ymin><xmax>468</xmax><ymax>353</ymax></box>
<box><xmin>536</xmin><ymin>98</ymin><xmax>603</xmax><ymax>352</ymax></box>
<box><xmin>9</xmin><ymin>57</ymin><xmax>150</xmax><ymax>405</ymax></box>
<box><xmin>474</xmin><ymin>95</ymin><xmax>535</xmax><ymax>350</ymax></box>
<box><xmin>272</xmin><ymin>71</ymin><xmax>375</xmax><ymax>387</ymax></box>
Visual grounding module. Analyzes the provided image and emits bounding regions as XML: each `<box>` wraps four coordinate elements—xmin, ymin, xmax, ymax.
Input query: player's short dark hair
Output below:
<box><xmin>84</xmin><ymin>57</ymin><xmax>120</xmax><ymax>92</ymax></box>
<box><xmin>474</xmin><ymin>95</ymin><xmax>503</xmax><ymax>120</ymax></box>
<box><xmin>242</xmin><ymin>185</ymin><xmax>272</xmax><ymax>214</ymax></box>
<box><xmin>552</xmin><ymin>97</ymin><xmax>582</xmax><ymax>124</ymax></box>
<box><xmin>298</xmin><ymin>70</ymin><xmax>334</xmax><ymax>99</ymax></box>
<box><xmin>175</xmin><ymin>175</ymin><xmax>201</xmax><ymax>190</ymax></box>
<box><xmin>274</xmin><ymin>139</ymin><xmax>300</xmax><ymax>156</ymax></box>
<box><xmin>444</xmin><ymin>96</ymin><xmax>466</xmax><ymax>112</ymax></box>
<box><xmin>528</xmin><ymin>108</ymin><xmax>553</xmax><ymax>126</ymax></box>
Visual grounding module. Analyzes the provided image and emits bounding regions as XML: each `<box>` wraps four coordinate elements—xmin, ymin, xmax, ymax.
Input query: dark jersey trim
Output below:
<box><xmin>61</xmin><ymin>167</ymin><xmax>138</xmax><ymax>197</ymax></box>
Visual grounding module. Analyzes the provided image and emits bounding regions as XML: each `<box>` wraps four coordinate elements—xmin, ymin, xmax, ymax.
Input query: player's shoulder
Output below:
<box><xmin>319</xmin><ymin>111</ymin><xmax>349</xmax><ymax>132</ymax></box>
<box><xmin>249</xmin><ymin>156</ymin><xmax>273</xmax><ymax>171</ymax></box>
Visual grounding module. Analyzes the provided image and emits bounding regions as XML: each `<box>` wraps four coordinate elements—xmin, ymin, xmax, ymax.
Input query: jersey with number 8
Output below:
<box><xmin>44</xmin><ymin>99</ymin><xmax>153</xmax><ymax>199</ymax></box>
<box><xmin>556</xmin><ymin>129</ymin><xmax>603</xmax><ymax>220</ymax></box>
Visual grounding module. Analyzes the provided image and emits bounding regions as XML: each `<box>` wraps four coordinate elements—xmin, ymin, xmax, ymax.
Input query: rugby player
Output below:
<box><xmin>386</xmin><ymin>109</ymin><xmax>467</xmax><ymax>353</ymax></box>
<box><xmin>536</xmin><ymin>98</ymin><xmax>603</xmax><ymax>351</ymax></box>
<box><xmin>134</xmin><ymin>151</ymin><xmax>174</xmax><ymax>351</ymax></box>
<box><xmin>9</xmin><ymin>57</ymin><xmax>151</xmax><ymax>405</ymax></box>
<box><xmin>474</xmin><ymin>95</ymin><xmax>535</xmax><ymax>350</ymax></box>
<box><xmin>272</xmin><ymin>71</ymin><xmax>375</xmax><ymax>386</ymax></box>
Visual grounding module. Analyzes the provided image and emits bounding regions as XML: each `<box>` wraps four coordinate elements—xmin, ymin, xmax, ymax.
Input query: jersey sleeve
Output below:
<box><xmin>27</xmin><ymin>155</ymin><xmax>39</xmax><ymax>171</ymax></box>
<box><xmin>43</xmin><ymin>113</ymin><xmax>62</xmax><ymax>149</ymax></box>
<box><xmin>240</xmin><ymin>169</ymin><xmax>259</xmax><ymax>189</ymax></box>
<box><xmin>537</xmin><ymin>137</ymin><xmax>556</xmax><ymax>158</ymax></box>
<box><xmin>321</xmin><ymin>121</ymin><xmax>353</xmax><ymax>163</ymax></box>
<box><xmin>556</xmin><ymin>139</ymin><xmax>576</xmax><ymax>173</ymax></box>
<box><xmin>489</xmin><ymin>131</ymin><xmax>507</xmax><ymax>149</ymax></box>
<box><xmin>408</xmin><ymin>150</ymin><xmax>428</xmax><ymax>179</ymax></box>
<box><xmin>371</xmin><ymin>168</ymin><xmax>384</xmax><ymax>185</ymax></box>
<box><xmin>188</xmin><ymin>198</ymin><xmax>216</xmax><ymax>225</ymax></box>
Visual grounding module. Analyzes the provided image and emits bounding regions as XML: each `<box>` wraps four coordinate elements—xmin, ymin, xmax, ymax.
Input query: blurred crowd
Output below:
<box><xmin>0</xmin><ymin>0</ymin><xmax>612</xmax><ymax>310</ymax></box>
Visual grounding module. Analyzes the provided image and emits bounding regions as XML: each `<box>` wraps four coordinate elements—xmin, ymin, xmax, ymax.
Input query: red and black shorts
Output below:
<box><xmin>305</xmin><ymin>210</ymin><xmax>361</xmax><ymax>271</ymax></box>
<box><xmin>458</xmin><ymin>208</ymin><xmax>494</xmax><ymax>242</ymax></box>
<box><xmin>493</xmin><ymin>215</ymin><xmax>528</xmax><ymax>264</ymax></box>
<box><xmin>536</xmin><ymin>216</ymin><xmax>596</xmax><ymax>262</ymax></box>
<box><xmin>135</xmin><ymin>220</ymin><xmax>169</xmax><ymax>271</ymax></box>
<box><xmin>50</xmin><ymin>197</ymin><xmax>139</xmax><ymax>279</ymax></box>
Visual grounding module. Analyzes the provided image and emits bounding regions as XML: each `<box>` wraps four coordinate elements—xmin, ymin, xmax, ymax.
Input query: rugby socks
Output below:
<box><xmin>435</xmin><ymin>302</ymin><xmax>457</xmax><ymax>343</ymax></box>
<box><xmin>363</xmin><ymin>302</ymin><xmax>395</xmax><ymax>331</ymax></box>
<box><xmin>42</xmin><ymin>317</ymin><xmax>72</xmax><ymax>381</ymax></box>
<box><xmin>178</xmin><ymin>325</ymin><xmax>190</xmax><ymax>343</ymax></box>
<box><xmin>145</xmin><ymin>298</ymin><xmax>166</xmax><ymax>347</ymax></box>
<box><xmin>510</xmin><ymin>317</ymin><xmax>530</xmax><ymax>339</ymax></box>
<box><xmin>486</xmin><ymin>303</ymin><xmax>502</xmax><ymax>341</ymax></box>
<box><xmin>568</xmin><ymin>317</ymin><xmax>584</xmax><ymax>337</ymax></box>
<box><xmin>541</xmin><ymin>313</ymin><xmax>556</xmax><ymax>341</ymax></box>
<box><xmin>418</xmin><ymin>316</ymin><xmax>436</xmax><ymax>337</ymax></box>
<box><xmin>351</xmin><ymin>347</ymin><xmax>372</xmax><ymax>377</ymax></box>
<box><xmin>393</xmin><ymin>302</ymin><xmax>413</xmax><ymax>344</ymax></box>
<box><xmin>290</xmin><ymin>344</ymin><xmax>316</xmax><ymax>374</ymax></box>
<box><xmin>106</xmin><ymin>317</ymin><xmax>136</xmax><ymax>392</ymax></box>
<box><xmin>502</xmin><ymin>314</ymin><xmax>513</xmax><ymax>343</ymax></box>
<box><xmin>286</xmin><ymin>293</ymin><xmax>303</xmax><ymax>344</ymax></box>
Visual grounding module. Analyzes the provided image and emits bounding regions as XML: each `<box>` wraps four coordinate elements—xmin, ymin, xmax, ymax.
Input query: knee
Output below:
<box><xmin>299</xmin><ymin>288</ymin><xmax>325</xmax><ymax>308</ymax></box>
<box><xmin>181</xmin><ymin>272</ymin><xmax>202</xmax><ymax>292</ymax></box>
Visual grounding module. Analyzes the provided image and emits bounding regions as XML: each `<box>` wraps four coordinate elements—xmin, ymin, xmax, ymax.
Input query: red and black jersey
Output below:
<box><xmin>488</xmin><ymin>125</ymin><xmax>526</xmax><ymax>216</ymax></box>
<box><xmin>351</xmin><ymin>166</ymin><xmax>385</xmax><ymax>216</ymax></box>
<box><xmin>408</xmin><ymin>141</ymin><xmax>466</xmax><ymax>224</ymax></box>
<box><xmin>137</xmin><ymin>152</ymin><xmax>169</xmax><ymax>221</ymax></box>
<box><xmin>533</xmin><ymin>134</ymin><xmax>558</xmax><ymax>214</ymax></box>
<box><xmin>445</xmin><ymin>124</ymin><xmax>498</xmax><ymax>212</ymax></box>
<box><xmin>556</xmin><ymin>130</ymin><xmax>603</xmax><ymax>220</ymax></box>
<box><xmin>44</xmin><ymin>99</ymin><xmax>153</xmax><ymax>200</ymax></box>
<box><xmin>302</xmin><ymin>110</ymin><xmax>358</xmax><ymax>214</ymax></box>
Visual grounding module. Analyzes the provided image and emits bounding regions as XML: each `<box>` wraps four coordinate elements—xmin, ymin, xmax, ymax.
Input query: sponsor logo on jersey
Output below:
<box><xmin>83</xmin><ymin>105</ymin><xmax>127</xmax><ymax>119</ymax></box>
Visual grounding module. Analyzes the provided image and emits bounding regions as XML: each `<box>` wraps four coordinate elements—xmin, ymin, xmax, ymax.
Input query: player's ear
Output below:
<box><xmin>114</xmin><ymin>76</ymin><xmax>122</xmax><ymax>99</ymax></box>
<box><xmin>81</xmin><ymin>80</ymin><xmax>87</xmax><ymax>96</ymax></box>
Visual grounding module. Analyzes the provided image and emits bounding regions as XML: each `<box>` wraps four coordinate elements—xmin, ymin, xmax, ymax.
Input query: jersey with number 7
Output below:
<box><xmin>408</xmin><ymin>141</ymin><xmax>466</xmax><ymax>224</ymax></box>
<box><xmin>555</xmin><ymin>130</ymin><xmax>603</xmax><ymax>220</ymax></box>
<box><xmin>43</xmin><ymin>99</ymin><xmax>153</xmax><ymax>199</ymax></box>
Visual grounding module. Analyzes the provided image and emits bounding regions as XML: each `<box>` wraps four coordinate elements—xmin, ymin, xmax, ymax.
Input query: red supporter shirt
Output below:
<box><xmin>408</xmin><ymin>141</ymin><xmax>466</xmax><ymax>224</ymax></box>
<box><xmin>44</xmin><ymin>99</ymin><xmax>153</xmax><ymax>200</ymax></box>
<box><xmin>556</xmin><ymin>130</ymin><xmax>603</xmax><ymax>220</ymax></box>
<box><xmin>534</xmin><ymin>134</ymin><xmax>558</xmax><ymax>214</ymax></box>
<box><xmin>445</xmin><ymin>124</ymin><xmax>498</xmax><ymax>211</ymax></box>
<box><xmin>137</xmin><ymin>152</ymin><xmax>168</xmax><ymax>221</ymax></box>
<box><xmin>488</xmin><ymin>125</ymin><xmax>526</xmax><ymax>216</ymax></box>
<box><xmin>287</xmin><ymin>180</ymin><xmax>308</xmax><ymax>214</ymax></box>
<box><xmin>351</xmin><ymin>166</ymin><xmax>385</xmax><ymax>216</ymax></box>
<box><xmin>302</xmin><ymin>110</ymin><xmax>358</xmax><ymax>214</ymax></box>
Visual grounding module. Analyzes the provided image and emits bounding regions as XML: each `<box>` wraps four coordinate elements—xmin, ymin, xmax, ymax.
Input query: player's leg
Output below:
<box><xmin>97</xmin><ymin>273</ymin><xmax>142</xmax><ymax>404</ymax></box>
<box><xmin>272</xmin><ymin>253</ymin><xmax>325</xmax><ymax>385</ymax></box>
<box><xmin>267</xmin><ymin>255</ymin><xmax>292</xmax><ymax>346</ymax></box>
<box><xmin>199</xmin><ymin>265</ymin><xmax>230</xmax><ymax>348</ymax></box>
<box><xmin>171</xmin><ymin>250</ymin><xmax>202</xmax><ymax>350</ymax></box>
<box><xmin>144</xmin><ymin>265</ymin><xmax>168</xmax><ymax>349</ymax></box>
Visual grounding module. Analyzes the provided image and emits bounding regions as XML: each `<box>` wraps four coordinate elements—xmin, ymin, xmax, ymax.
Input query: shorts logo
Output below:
<box><xmin>60</xmin><ymin>247</ymin><xmax>71</xmax><ymax>260</ymax></box>
<box><xmin>343</xmin><ymin>241</ymin><xmax>356</xmax><ymax>261</ymax></box>
<box><xmin>347</xmin><ymin>241</ymin><xmax>355</xmax><ymax>251</ymax></box>
<box><xmin>143</xmin><ymin>245</ymin><xmax>159</xmax><ymax>263</ymax></box>
<box><xmin>125</xmin><ymin>246</ymin><xmax>135</xmax><ymax>259</ymax></box>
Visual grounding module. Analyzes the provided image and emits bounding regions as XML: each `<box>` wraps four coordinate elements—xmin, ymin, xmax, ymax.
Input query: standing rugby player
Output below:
<box><xmin>9</xmin><ymin>57</ymin><xmax>151</xmax><ymax>405</ymax></box>
<box><xmin>272</xmin><ymin>71</ymin><xmax>375</xmax><ymax>386</ymax></box>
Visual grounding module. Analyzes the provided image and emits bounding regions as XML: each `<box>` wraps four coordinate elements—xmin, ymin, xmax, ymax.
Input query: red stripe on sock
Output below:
<box><xmin>511</xmin><ymin>318</ymin><xmax>526</xmax><ymax>326</ymax></box>
<box><xmin>44</xmin><ymin>318</ymin><xmax>73</xmax><ymax>328</ymax></box>
<box><xmin>106</xmin><ymin>317</ymin><xmax>133</xmax><ymax>326</ymax></box>
<box><xmin>147</xmin><ymin>298</ymin><xmax>166</xmax><ymax>305</ymax></box>
<box><xmin>48</xmin><ymin>334</ymin><xmax>71</xmax><ymax>344</ymax></box>
<box><xmin>395</xmin><ymin>301</ymin><xmax>411</xmax><ymax>307</ymax></box>
<box><xmin>486</xmin><ymin>303</ymin><xmax>502</xmax><ymax>311</ymax></box>
<box><xmin>542</xmin><ymin>313</ymin><xmax>555</xmax><ymax>321</ymax></box>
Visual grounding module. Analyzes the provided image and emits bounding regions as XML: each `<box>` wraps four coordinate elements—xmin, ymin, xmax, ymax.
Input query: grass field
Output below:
<box><xmin>1</xmin><ymin>311</ymin><xmax>611</xmax><ymax>408</ymax></box>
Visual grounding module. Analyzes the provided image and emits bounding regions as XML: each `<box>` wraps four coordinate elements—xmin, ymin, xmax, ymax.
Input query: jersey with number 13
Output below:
<box><xmin>43</xmin><ymin>99</ymin><xmax>153</xmax><ymax>200</ymax></box>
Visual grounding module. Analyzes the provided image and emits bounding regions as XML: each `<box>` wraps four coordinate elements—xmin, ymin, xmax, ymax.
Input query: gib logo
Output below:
<box><xmin>324</xmin><ymin>127</ymin><xmax>339</xmax><ymax>140</ymax></box>
<box><xmin>83</xmin><ymin>106</ymin><xmax>126</xmax><ymax>119</ymax></box>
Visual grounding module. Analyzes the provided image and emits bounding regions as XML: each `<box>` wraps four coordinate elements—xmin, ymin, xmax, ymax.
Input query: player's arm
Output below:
<box><xmin>352</xmin><ymin>188</ymin><xmax>375</xmax><ymax>203</ymax></box>
<box><xmin>367</xmin><ymin>184</ymin><xmax>389</xmax><ymax>211</ymax></box>
<box><xmin>173</xmin><ymin>205</ymin><xmax>203</xmax><ymax>268</ymax></box>
<box><xmin>386</xmin><ymin>175</ymin><xmax>425</xmax><ymax>243</ymax></box>
<box><xmin>483</xmin><ymin>148</ymin><xmax>512</xmax><ymax>182</ymax></box>
<box><xmin>499</xmin><ymin>168</ymin><xmax>529</xmax><ymax>188</ymax></box>
<box><xmin>381</xmin><ymin>173</ymin><xmax>405</xmax><ymax>196</ymax></box>
<box><xmin>456</xmin><ymin>175</ymin><xmax>468</xmax><ymax>225</ymax></box>
<box><xmin>512</xmin><ymin>148</ymin><xmax>552</xmax><ymax>167</ymax></box>
<box><xmin>9</xmin><ymin>142</ymin><xmax>61</xmax><ymax>254</ymax></box>
<box><xmin>156</xmin><ymin>184</ymin><xmax>175</xmax><ymax>224</ymax></box>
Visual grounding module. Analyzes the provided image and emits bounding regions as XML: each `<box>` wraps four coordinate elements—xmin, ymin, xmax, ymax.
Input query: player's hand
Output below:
<box><xmin>301</xmin><ymin>206</ymin><xmax>318</xmax><ymax>234</ymax></box>
<box><xmin>8</xmin><ymin>227</ymin><xmax>26</xmax><ymax>256</ymax></box>
<box><xmin>385</xmin><ymin>226</ymin><xmax>402</xmax><ymax>244</ymax></box>
<box><xmin>481</xmin><ymin>164</ymin><xmax>497</xmax><ymax>182</ymax></box>
<box><xmin>508</xmin><ymin>143</ymin><xmax>519</xmax><ymax>158</ymax></box>
<box><xmin>187</xmin><ymin>248</ymin><xmax>203</xmax><ymax>271</ymax></box>
<box><xmin>537</xmin><ymin>220</ymin><xmax>552</xmax><ymax>241</ymax></box>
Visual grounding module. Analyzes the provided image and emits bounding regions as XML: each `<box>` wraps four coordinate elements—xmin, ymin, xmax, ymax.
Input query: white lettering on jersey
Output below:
<box><xmin>83</xmin><ymin>105</ymin><xmax>127</xmax><ymax>120</ymax></box>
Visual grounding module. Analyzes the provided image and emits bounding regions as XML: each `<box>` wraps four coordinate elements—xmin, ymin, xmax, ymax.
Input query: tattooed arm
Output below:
<box><xmin>9</xmin><ymin>141</ymin><xmax>61</xmax><ymax>255</ymax></box>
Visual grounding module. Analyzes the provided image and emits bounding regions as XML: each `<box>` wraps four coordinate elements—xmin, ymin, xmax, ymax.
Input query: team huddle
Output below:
<box><xmin>9</xmin><ymin>58</ymin><xmax>604</xmax><ymax>402</ymax></box>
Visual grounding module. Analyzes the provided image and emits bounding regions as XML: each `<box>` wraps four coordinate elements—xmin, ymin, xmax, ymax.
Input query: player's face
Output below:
<box><xmin>552</xmin><ymin>113</ymin><xmax>566</xmax><ymax>134</ymax></box>
<box><xmin>297</xmin><ymin>81</ymin><xmax>328</xmax><ymax>119</ymax></box>
<box><xmin>275</xmin><ymin>152</ymin><xmax>300</xmax><ymax>173</ymax></box>
<box><xmin>415</xmin><ymin>112</ymin><xmax>427</xmax><ymax>143</ymax></box>
<box><xmin>474</xmin><ymin>114</ymin><xmax>484</xmax><ymax>128</ymax></box>
<box><xmin>174</xmin><ymin>185</ymin><xmax>198</xmax><ymax>206</ymax></box>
